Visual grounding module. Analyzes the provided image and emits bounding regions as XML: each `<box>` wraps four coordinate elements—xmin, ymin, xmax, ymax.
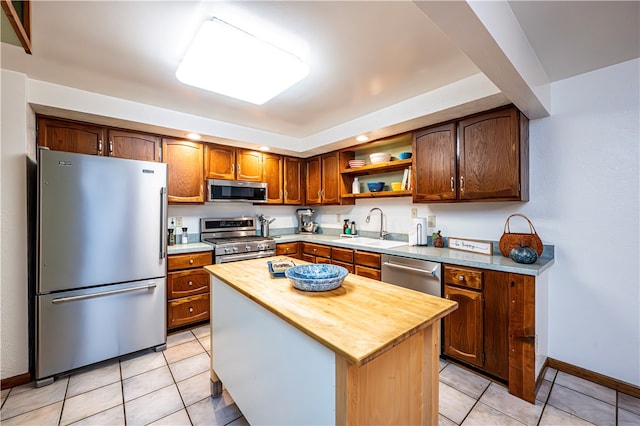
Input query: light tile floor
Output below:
<box><xmin>2</xmin><ymin>324</ymin><xmax>639</xmax><ymax>425</ymax></box>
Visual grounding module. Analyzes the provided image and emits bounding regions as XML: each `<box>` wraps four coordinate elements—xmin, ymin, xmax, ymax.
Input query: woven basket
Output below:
<box><xmin>499</xmin><ymin>214</ymin><xmax>544</xmax><ymax>257</ymax></box>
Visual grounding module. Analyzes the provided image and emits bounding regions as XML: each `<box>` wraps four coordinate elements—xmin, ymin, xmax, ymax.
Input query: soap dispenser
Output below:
<box><xmin>343</xmin><ymin>219</ymin><xmax>350</xmax><ymax>234</ymax></box>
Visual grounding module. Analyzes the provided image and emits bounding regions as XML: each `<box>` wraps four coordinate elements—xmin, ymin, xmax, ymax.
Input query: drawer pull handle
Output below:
<box><xmin>189</xmin><ymin>307</ymin><xmax>194</xmax><ymax>313</ymax></box>
<box><xmin>458</xmin><ymin>275</ymin><xmax>465</xmax><ymax>281</ymax></box>
<box><xmin>189</xmin><ymin>259</ymin><xmax>194</xmax><ymax>264</ymax></box>
<box><xmin>188</xmin><ymin>281</ymin><xmax>193</xmax><ymax>286</ymax></box>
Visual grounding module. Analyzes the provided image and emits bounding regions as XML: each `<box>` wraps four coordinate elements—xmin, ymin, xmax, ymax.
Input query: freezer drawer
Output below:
<box><xmin>36</xmin><ymin>278</ymin><xmax>166</xmax><ymax>382</ymax></box>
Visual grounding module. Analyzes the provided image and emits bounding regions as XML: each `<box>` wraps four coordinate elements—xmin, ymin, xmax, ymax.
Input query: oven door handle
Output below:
<box><xmin>217</xmin><ymin>251</ymin><xmax>275</xmax><ymax>263</ymax></box>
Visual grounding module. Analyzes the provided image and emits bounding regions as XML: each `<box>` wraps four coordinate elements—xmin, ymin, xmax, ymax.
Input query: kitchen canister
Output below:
<box><xmin>499</xmin><ymin>214</ymin><xmax>543</xmax><ymax>257</ymax></box>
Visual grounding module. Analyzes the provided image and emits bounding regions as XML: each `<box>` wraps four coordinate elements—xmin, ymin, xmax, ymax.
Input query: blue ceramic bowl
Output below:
<box><xmin>367</xmin><ymin>182</ymin><xmax>385</xmax><ymax>192</ymax></box>
<box><xmin>285</xmin><ymin>264</ymin><xmax>348</xmax><ymax>292</ymax></box>
<box><xmin>398</xmin><ymin>152</ymin><xmax>412</xmax><ymax>160</ymax></box>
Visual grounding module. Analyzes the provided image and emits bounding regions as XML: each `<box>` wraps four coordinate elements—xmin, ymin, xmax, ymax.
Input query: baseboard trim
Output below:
<box><xmin>1</xmin><ymin>373</ymin><xmax>31</xmax><ymax>390</ymax></box>
<box><xmin>547</xmin><ymin>358</ymin><xmax>640</xmax><ymax>398</ymax></box>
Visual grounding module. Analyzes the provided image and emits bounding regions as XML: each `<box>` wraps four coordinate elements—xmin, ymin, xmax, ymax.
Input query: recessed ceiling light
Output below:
<box><xmin>176</xmin><ymin>18</ymin><xmax>309</xmax><ymax>105</ymax></box>
<box><xmin>259</xmin><ymin>146</ymin><xmax>270</xmax><ymax>151</ymax></box>
<box><xmin>356</xmin><ymin>135</ymin><xmax>369</xmax><ymax>142</ymax></box>
<box><xmin>186</xmin><ymin>133</ymin><xmax>201</xmax><ymax>140</ymax></box>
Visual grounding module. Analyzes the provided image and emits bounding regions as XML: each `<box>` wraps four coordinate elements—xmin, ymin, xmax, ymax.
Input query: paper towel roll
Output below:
<box><xmin>409</xmin><ymin>217</ymin><xmax>428</xmax><ymax>246</ymax></box>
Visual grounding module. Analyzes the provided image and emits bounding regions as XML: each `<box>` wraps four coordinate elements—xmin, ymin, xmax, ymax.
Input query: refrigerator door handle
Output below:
<box><xmin>160</xmin><ymin>187</ymin><xmax>167</xmax><ymax>259</ymax></box>
<box><xmin>51</xmin><ymin>283</ymin><xmax>157</xmax><ymax>304</ymax></box>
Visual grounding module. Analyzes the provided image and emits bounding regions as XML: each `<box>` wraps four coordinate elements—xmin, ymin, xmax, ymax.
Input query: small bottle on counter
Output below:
<box><xmin>343</xmin><ymin>219</ymin><xmax>350</xmax><ymax>234</ymax></box>
<box><xmin>181</xmin><ymin>227</ymin><xmax>188</xmax><ymax>244</ymax></box>
<box><xmin>350</xmin><ymin>221</ymin><xmax>357</xmax><ymax>235</ymax></box>
<box><xmin>352</xmin><ymin>177</ymin><xmax>360</xmax><ymax>194</ymax></box>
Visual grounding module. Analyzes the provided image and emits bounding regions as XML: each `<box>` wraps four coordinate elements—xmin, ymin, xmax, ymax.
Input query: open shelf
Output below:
<box><xmin>341</xmin><ymin>190</ymin><xmax>412</xmax><ymax>199</ymax></box>
<box><xmin>341</xmin><ymin>159</ymin><xmax>412</xmax><ymax>176</ymax></box>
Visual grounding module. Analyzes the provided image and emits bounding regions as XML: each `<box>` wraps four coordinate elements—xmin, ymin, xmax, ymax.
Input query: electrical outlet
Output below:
<box><xmin>411</xmin><ymin>208</ymin><xmax>417</xmax><ymax>218</ymax></box>
<box><xmin>175</xmin><ymin>216</ymin><xmax>183</xmax><ymax>227</ymax></box>
<box><xmin>337</xmin><ymin>213</ymin><xmax>341</xmax><ymax>223</ymax></box>
<box><xmin>428</xmin><ymin>215</ymin><xmax>436</xmax><ymax>227</ymax></box>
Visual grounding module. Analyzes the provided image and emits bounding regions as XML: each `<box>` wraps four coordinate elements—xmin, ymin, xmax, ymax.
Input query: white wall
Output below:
<box><xmin>1</xmin><ymin>70</ymin><xmax>30</xmax><ymax>379</ymax></box>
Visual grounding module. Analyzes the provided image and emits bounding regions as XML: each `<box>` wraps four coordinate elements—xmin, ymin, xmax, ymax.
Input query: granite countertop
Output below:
<box><xmin>273</xmin><ymin>234</ymin><xmax>554</xmax><ymax>276</ymax></box>
<box><xmin>205</xmin><ymin>257</ymin><xmax>457</xmax><ymax>366</ymax></box>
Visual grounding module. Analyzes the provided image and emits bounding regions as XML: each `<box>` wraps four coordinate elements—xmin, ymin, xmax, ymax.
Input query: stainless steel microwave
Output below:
<box><xmin>207</xmin><ymin>179</ymin><xmax>267</xmax><ymax>203</ymax></box>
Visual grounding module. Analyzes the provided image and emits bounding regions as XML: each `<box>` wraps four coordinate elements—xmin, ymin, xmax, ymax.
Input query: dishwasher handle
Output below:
<box><xmin>382</xmin><ymin>261</ymin><xmax>439</xmax><ymax>277</ymax></box>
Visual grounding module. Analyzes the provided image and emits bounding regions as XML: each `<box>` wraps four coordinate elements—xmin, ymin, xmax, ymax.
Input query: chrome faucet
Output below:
<box><xmin>365</xmin><ymin>207</ymin><xmax>387</xmax><ymax>239</ymax></box>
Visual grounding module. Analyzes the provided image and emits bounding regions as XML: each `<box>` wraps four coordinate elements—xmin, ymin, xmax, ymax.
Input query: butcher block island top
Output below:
<box><xmin>205</xmin><ymin>256</ymin><xmax>457</xmax><ymax>366</ymax></box>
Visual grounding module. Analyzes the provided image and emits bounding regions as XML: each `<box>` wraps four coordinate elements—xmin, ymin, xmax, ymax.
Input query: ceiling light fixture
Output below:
<box><xmin>176</xmin><ymin>18</ymin><xmax>309</xmax><ymax>105</ymax></box>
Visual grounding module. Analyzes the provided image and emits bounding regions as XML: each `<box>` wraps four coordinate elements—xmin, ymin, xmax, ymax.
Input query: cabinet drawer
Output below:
<box><xmin>444</xmin><ymin>265</ymin><xmax>483</xmax><ymax>290</ymax></box>
<box><xmin>332</xmin><ymin>260</ymin><xmax>354</xmax><ymax>273</ymax></box>
<box><xmin>354</xmin><ymin>251</ymin><xmax>381</xmax><ymax>269</ymax></box>
<box><xmin>168</xmin><ymin>293</ymin><xmax>210</xmax><ymax>329</ymax></box>
<box><xmin>276</xmin><ymin>242</ymin><xmax>299</xmax><ymax>256</ymax></box>
<box><xmin>355</xmin><ymin>265</ymin><xmax>381</xmax><ymax>280</ymax></box>
<box><xmin>168</xmin><ymin>269</ymin><xmax>209</xmax><ymax>299</ymax></box>
<box><xmin>331</xmin><ymin>247</ymin><xmax>354</xmax><ymax>263</ymax></box>
<box><xmin>302</xmin><ymin>242</ymin><xmax>331</xmax><ymax>258</ymax></box>
<box><xmin>168</xmin><ymin>252</ymin><xmax>213</xmax><ymax>271</ymax></box>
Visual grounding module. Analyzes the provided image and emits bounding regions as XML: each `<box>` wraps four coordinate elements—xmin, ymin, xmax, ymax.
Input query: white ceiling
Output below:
<box><xmin>1</xmin><ymin>1</ymin><xmax>638</xmax><ymax>154</ymax></box>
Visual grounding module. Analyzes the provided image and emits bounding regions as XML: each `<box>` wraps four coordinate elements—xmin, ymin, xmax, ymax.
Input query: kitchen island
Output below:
<box><xmin>205</xmin><ymin>257</ymin><xmax>457</xmax><ymax>425</ymax></box>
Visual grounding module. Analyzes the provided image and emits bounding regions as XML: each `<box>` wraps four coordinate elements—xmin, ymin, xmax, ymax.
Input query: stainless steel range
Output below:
<box><xmin>200</xmin><ymin>217</ymin><xmax>276</xmax><ymax>263</ymax></box>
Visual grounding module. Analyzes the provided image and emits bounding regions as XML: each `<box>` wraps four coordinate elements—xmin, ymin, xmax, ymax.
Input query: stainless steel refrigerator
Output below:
<box><xmin>36</xmin><ymin>149</ymin><xmax>168</xmax><ymax>386</ymax></box>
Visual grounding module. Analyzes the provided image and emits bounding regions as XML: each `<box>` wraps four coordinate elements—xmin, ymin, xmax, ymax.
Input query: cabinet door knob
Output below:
<box><xmin>189</xmin><ymin>259</ymin><xmax>194</xmax><ymax>264</ymax></box>
<box><xmin>189</xmin><ymin>307</ymin><xmax>194</xmax><ymax>313</ymax></box>
<box><xmin>450</xmin><ymin>177</ymin><xmax>455</xmax><ymax>191</ymax></box>
<box><xmin>460</xmin><ymin>176</ymin><xmax>465</xmax><ymax>192</ymax></box>
<box><xmin>98</xmin><ymin>140</ymin><xmax>103</xmax><ymax>154</ymax></box>
<box><xmin>109</xmin><ymin>140</ymin><xmax>113</xmax><ymax>154</ymax></box>
<box><xmin>458</xmin><ymin>275</ymin><xmax>465</xmax><ymax>281</ymax></box>
<box><xmin>188</xmin><ymin>281</ymin><xmax>193</xmax><ymax>286</ymax></box>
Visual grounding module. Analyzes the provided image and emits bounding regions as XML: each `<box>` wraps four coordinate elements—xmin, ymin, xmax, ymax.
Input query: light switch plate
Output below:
<box><xmin>428</xmin><ymin>215</ymin><xmax>436</xmax><ymax>227</ymax></box>
<box><xmin>411</xmin><ymin>208</ymin><xmax>418</xmax><ymax>218</ymax></box>
<box><xmin>175</xmin><ymin>216</ymin><xmax>183</xmax><ymax>227</ymax></box>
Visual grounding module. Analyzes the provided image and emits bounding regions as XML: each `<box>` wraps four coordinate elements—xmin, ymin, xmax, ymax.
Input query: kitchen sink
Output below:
<box><xmin>330</xmin><ymin>237</ymin><xmax>407</xmax><ymax>249</ymax></box>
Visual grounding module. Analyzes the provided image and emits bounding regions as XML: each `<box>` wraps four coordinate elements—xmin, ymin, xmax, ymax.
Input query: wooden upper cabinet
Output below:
<box><xmin>283</xmin><ymin>156</ymin><xmax>303</xmax><ymax>205</ymax></box>
<box><xmin>236</xmin><ymin>149</ymin><xmax>263</xmax><ymax>181</ymax></box>
<box><xmin>413</xmin><ymin>123</ymin><xmax>457</xmax><ymax>202</ymax></box>
<box><xmin>459</xmin><ymin>107</ymin><xmax>527</xmax><ymax>201</ymax></box>
<box><xmin>107</xmin><ymin>130</ymin><xmax>161</xmax><ymax>162</ymax></box>
<box><xmin>204</xmin><ymin>144</ymin><xmax>235</xmax><ymax>180</ymax></box>
<box><xmin>163</xmin><ymin>139</ymin><xmax>204</xmax><ymax>203</ymax></box>
<box><xmin>321</xmin><ymin>152</ymin><xmax>341</xmax><ymax>204</ymax></box>
<box><xmin>37</xmin><ymin>117</ymin><xmax>105</xmax><ymax>156</ymax></box>
<box><xmin>412</xmin><ymin>105</ymin><xmax>529</xmax><ymax>203</ymax></box>
<box><xmin>443</xmin><ymin>285</ymin><xmax>484</xmax><ymax>368</ymax></box>
<box><xmin>263</xmin><ymin>152</ymin><xmax>283</xmax><ymax>203</ymax></box>
<box><xmin>305</xmin><ymin>155</ymin><xmax>322</xmax><ymax>204</ymax></box>
<box><xmin>37</xmin><ymin>116</ymin><xmax>161</xmax><ymax>162</ymax></box>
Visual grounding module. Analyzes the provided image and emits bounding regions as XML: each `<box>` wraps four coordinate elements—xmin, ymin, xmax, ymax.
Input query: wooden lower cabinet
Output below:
<box><xmin>443</xmin><ymin>285</ymin><xmax>483</xmax><ymax>367</ymax></box>
<box><xmin>276</xmin><ymin>242</ymin><xmax>301</xmax><ymax>259</ymax></box>
<box><xmin>443</xmin><ymin>264</ymin><xmax>529</xmax><ymax>399</ymax></box>
<box><xmin>354</xmin><ymin>250</ymin><xmax>381</xmax><ymax>280</ymax></box>
<box><xmin>302</xmin><ymin>242</ymin><xmax>332</xmax><ymax>263</ymax></box>
<box><xmin>167</xmin><ymin>251</ymin><xmax>213</xmax><ymax>330</ymax></box>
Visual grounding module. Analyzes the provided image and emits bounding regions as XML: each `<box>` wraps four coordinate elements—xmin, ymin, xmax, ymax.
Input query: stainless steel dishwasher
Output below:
<box><xmin>381</xmin><ymin>254</ymin><xmax>442</xmax><ymax>297</ymax></box>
